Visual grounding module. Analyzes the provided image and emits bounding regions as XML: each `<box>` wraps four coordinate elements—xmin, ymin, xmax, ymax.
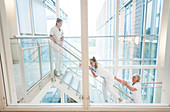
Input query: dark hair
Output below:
<box><xmin>56</xmin><ymin>18</ymin><xmax>63</xmax><ymax>25</ymax></box>
<box><xmin>90</xmin><ymin>57</ymin><xmax>98</xmax><ymax>69</ymax></box>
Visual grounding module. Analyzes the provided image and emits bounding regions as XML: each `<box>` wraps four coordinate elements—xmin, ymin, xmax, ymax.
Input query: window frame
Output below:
<box><xmin>1</xmin><ymin>0</ymin><xmax>170</xmax><ymax>111</ymax></box>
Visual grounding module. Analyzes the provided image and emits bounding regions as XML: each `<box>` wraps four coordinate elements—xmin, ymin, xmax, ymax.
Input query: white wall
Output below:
<box><xmin>0</xmin><ymin>0</ymin><xmax>17</xmax><ymax>106</ymax></box>
<box><xmin>158</xmin><ymin>0</ymin><xmax>170</xmax><ymax>104</ymax></box>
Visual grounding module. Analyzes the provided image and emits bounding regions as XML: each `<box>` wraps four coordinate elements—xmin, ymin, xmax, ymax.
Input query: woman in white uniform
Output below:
<box><xmin>89</xmin><ymin>57</ymin><xmax>124</xmax><ymax>103</ymax></box>
<box><xmin>114</xmin><ymin>74</ymin><xmax>142</xmax><ymax>103</ymax></box>
<box><xmin>50</xmin><ymin>18</ymin><xmax>64</xmax><ymax>75</ymax></box>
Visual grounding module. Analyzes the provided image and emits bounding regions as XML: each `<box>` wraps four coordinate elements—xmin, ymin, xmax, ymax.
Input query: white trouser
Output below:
<box><xmin>102</xmin><ymin>80</ymin><xmax>120</xmax><ymax>101</ymax></box>
<box><xmin>52</xmin><ymin>43</ymin><xmax>63</xmax><ymax>72</ymax></box>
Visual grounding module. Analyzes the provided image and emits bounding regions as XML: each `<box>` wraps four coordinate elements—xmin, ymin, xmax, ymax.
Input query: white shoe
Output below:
<box><xmin>60</xmin><ymin>71</ymin><xmax>65</xmax><ymax>75</ymax></box>
<box><xmin>120</xmin><ymin>100</ymin><xmax>126</xmax><ymax>104</ymax></box>
<box><xmin>55</xmin><ymin>71</ymin><xmax>61</xmax><ymax>76</ymax></box>
<box><xmin>57</xmin><ymin>72</ymin><xmax>61</xmax><ymax>76</ymax></box>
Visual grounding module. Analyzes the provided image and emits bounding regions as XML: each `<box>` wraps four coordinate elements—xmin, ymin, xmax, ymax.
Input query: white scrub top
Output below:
<box><xmin>95</xmin><ymin>64</ymin><xmax>114</xmax><ymax>83</ymax></box>
<box><xmin>127</xmin><ymin>81</ymin><xmax>142</xmax><ymax>103</ymax></box>
<box><xmin>50</xmin><ymin>26</ymin><xmax>64</xmax><ymax>43</ymax></box>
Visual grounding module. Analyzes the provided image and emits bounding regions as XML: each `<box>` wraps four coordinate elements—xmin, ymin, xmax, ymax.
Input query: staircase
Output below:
<box><xmin>17</xmin><ymin>37</ymin><xmax>133</xmax><ymax>103</ymax></box>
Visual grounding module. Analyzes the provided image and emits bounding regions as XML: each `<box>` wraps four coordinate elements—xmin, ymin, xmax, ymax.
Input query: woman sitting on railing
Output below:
<box><xmin>89</xmin><ymin>57</ymin><xmax>125</xmax><ymax>103</ymax></box>
<box><xmin>114</xmin><ymin>74</ymin><xmax>142</xmax><ymax>103</ymax></box>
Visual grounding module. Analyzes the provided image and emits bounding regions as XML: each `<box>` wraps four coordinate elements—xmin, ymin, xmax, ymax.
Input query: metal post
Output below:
<box><xmin>37</xmin><ymin>42</ymin><xmax>43</xmax><ymax>89</ymax></box>
<box><xmin>37</xmin><ymin>42</ymin><xmax>43</xmax><ymax>78</ymax></box>
<box><xmin>17</xmin><ymin>40</ymin><xmax>28</xmax><ymax>103</ymax></box>
<box><xmin>60</xmin><ymin>90</ymin><xmax>65</xmax><ymax>103</ymax></box>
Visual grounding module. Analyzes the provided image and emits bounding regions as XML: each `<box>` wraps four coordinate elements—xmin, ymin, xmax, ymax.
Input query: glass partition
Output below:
<box><xmin>23</xmin><ymin>47</ymin><xmax>41</xmax><ymax>90</ymax></box>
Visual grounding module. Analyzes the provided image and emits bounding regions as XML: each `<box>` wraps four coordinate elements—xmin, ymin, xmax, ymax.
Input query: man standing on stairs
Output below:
<box><xmin>50</xmin><ymin>18</ymin><xmax>64</xmax><ymax>76</ymax></box>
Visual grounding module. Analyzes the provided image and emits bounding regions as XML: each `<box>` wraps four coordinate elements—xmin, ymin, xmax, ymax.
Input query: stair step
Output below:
<box><xmin>70</xmin><ymin>76</ymin><xmax>80</xmax><ymax>91</ymax></box>
<box><xmin>89</xmin><ymin>84</ymin><xmax>95</xmax><ymax>102</ymax></box>
<box><xmin>77</xmin><ymin>79</ymin><xmax>82</xmax><ymax>95</ymax></box>
<box><xmin>68</xmin><ymin>76</ymin><xmax>74</xmax><ymax>89</ymax></box>
<box><xmin>89</xmin><ymin>84</ymin><xmax>105</xmax><ymax>103</ymax></box>
<box><xmin>98</xmin><ymin>92</ymin><xmax>104</xmax><ymax>103</ymax></box>
<box><xmin>62</xmin><ymin>72</ymin><xmax>73</xmax><ymax>84</ymax></box>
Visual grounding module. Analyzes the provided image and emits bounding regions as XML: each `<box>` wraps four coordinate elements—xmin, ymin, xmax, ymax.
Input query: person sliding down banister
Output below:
<box><xmin>50</xmin><ymin>18</ymin><xmax>65</xmax><ymax>76</ymax></box>
<box><xmin>89</xmin><ymin>57</ymin><xmax>126</xmax><ymax>103</ymax></box>
<box><xmin>114</xmin><ymin>74</ymin><xmax>142</xmax><ymax>103</ymax></box>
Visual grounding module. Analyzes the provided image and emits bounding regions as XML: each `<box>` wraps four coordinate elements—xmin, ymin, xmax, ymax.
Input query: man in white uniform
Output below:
<box><xmin>50</xmin><ymin>18</ymin><xmax>64</xmax><ymax>76</ymax></box>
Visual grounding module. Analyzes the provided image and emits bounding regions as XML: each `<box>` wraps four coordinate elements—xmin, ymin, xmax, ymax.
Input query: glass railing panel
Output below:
<box><xmin>63</xmin><ymin>40</ymin><xmax>81</xmax><ymax>59</ymax></box>
<box><xmin>142</xmin><ymin>84</ymin><xmax>162</xmax><ymax>103</ymax></box>
<box><xmin>20</xmin><ymin>39</ymin><xmax>37</xmax><ymax>48</ymax></box>
<box><xmin>19</xmin><ymin>38</ymin><xmax>49</xmax><ymax>48</ymax></box>
<box><xmin>23</xmin><ymin>47</ymin><xmax>41</xmax><ymax>90</ymax></box>
<box><xmin>52</xmin><ymin>42</ymin><xmax>81</xmax><ymax>71</ymax></box>
<box><xmin>10</xmin><ymin>42</ymin><xmax>25</xmax><ymax>101</ymax></box>
<box><xmin>64</xmin><ymin>37</ymin><xmax>81</xmax><ymax>52</ymax></box>
<box><xmin>52</xmin><ymin>43</ymin><xmax>82</xmax><ymax>102</ymax></box>
<box><xmin>40</xmin><ymin>45</ymin><xmax>51</xmax><ymax>76</ymax></box>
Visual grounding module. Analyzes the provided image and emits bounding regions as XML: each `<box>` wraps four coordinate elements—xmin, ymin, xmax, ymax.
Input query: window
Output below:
<box><xmin>16</xmin><ymin>0</ymin><xmax>32</xmax><ymax>35</ymax></box>
<box><xmin>1</xmin><ymin>0</ymin><xmax>169</xmax><ymax>111</ymax></box>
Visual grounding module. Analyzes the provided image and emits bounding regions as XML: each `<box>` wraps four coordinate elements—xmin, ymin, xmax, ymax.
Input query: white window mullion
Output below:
<box><xmin>29</xmin><ymin>0</ymin><xmax>34</xmax><ymax>35</ymax></box>
<box><xmin>142</xmin><ymin>0</ymin><xmax>148</xmax><ymax>65</ymax></box>
<box><xmin>115</xmin><ymin>0</ymin><xmax>120</xmax><ymax>74</ymax></box>
<box><xmin>141</xmin><ymin>0</ymin><xmax>148</xmax><ymax>78</ymax></box>
<box><xmin>81</xmin><ymin>0</ymin><xmax>89</xmax><ymax>110</ymax></box>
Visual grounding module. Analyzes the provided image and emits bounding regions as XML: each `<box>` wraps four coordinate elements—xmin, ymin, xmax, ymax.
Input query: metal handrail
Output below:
<box><xmin>64</xmin><ymin>40</ymin><xmax>82</xmax><ymax>54</ymax></box>
<box><xmin>62</xmin><ymin>44</ymin><xmax>81</xmax><ymax>59</ymax></box>
<box><xmin>13</xmin><ymin>35</ymin><xmax>81</xmax><ymax>61</ymax></box>
<box><xmin>13</xmin><ymin>34</ymin><xmax>158</xmax><ymax>39</ymax></box>
<box><xmin>53</xmin><ymin>42</ymin><xmax>81</xmax><ymax>61</ymax></box>
<box><xmin>52</xmin><ymin>45</ymin><xmax>80</xmax><ymax>67</ymax></box>
<box><xmin>141</xmin><ymin>82</ymin><xmax>162</xmax><ymax>84</ymax></box>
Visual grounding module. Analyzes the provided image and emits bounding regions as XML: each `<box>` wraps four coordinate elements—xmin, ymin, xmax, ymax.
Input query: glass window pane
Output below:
<box><xmin>16</xmin><ymin>0</ymin><xmax>32</xmax><ymax>35</ymax></box>
<box><xmin>119</xmin><ymin>0</ymin><xmax>145</xmax><ymax>35</ymax></box>
<box><xmin>89</xmin><ymin>37</ymin><xmax>115</xmax><ymax>66</ymax></box>
<box><xmin>146</xmin><ymin>0</ymin><xmax>162</xmax><ymax>35</ymax></box>
<box><xmin>144</xmin><ymin>36</ymin><xmax>158</xmax><ymax>60</ymax></box>
<box><xmin>32</xmin><ymin>0</ymin><xmax>47</xmax><ymax>35</ymax></box>
<box><xmin>118</xmin><ymin>36</ymin><xmax>143</xmax><ymax>60</ymax></box>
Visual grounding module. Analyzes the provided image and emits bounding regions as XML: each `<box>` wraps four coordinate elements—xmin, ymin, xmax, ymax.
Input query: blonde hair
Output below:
<box><xmin>134</xmin><ymin>74</ymin><xmax>141</xmax><ymax>82</ymax></box>
<box><xmin>90</xmin><ymin>57</ymin><xmax>98</xmax><ymax>69</ymax></box>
